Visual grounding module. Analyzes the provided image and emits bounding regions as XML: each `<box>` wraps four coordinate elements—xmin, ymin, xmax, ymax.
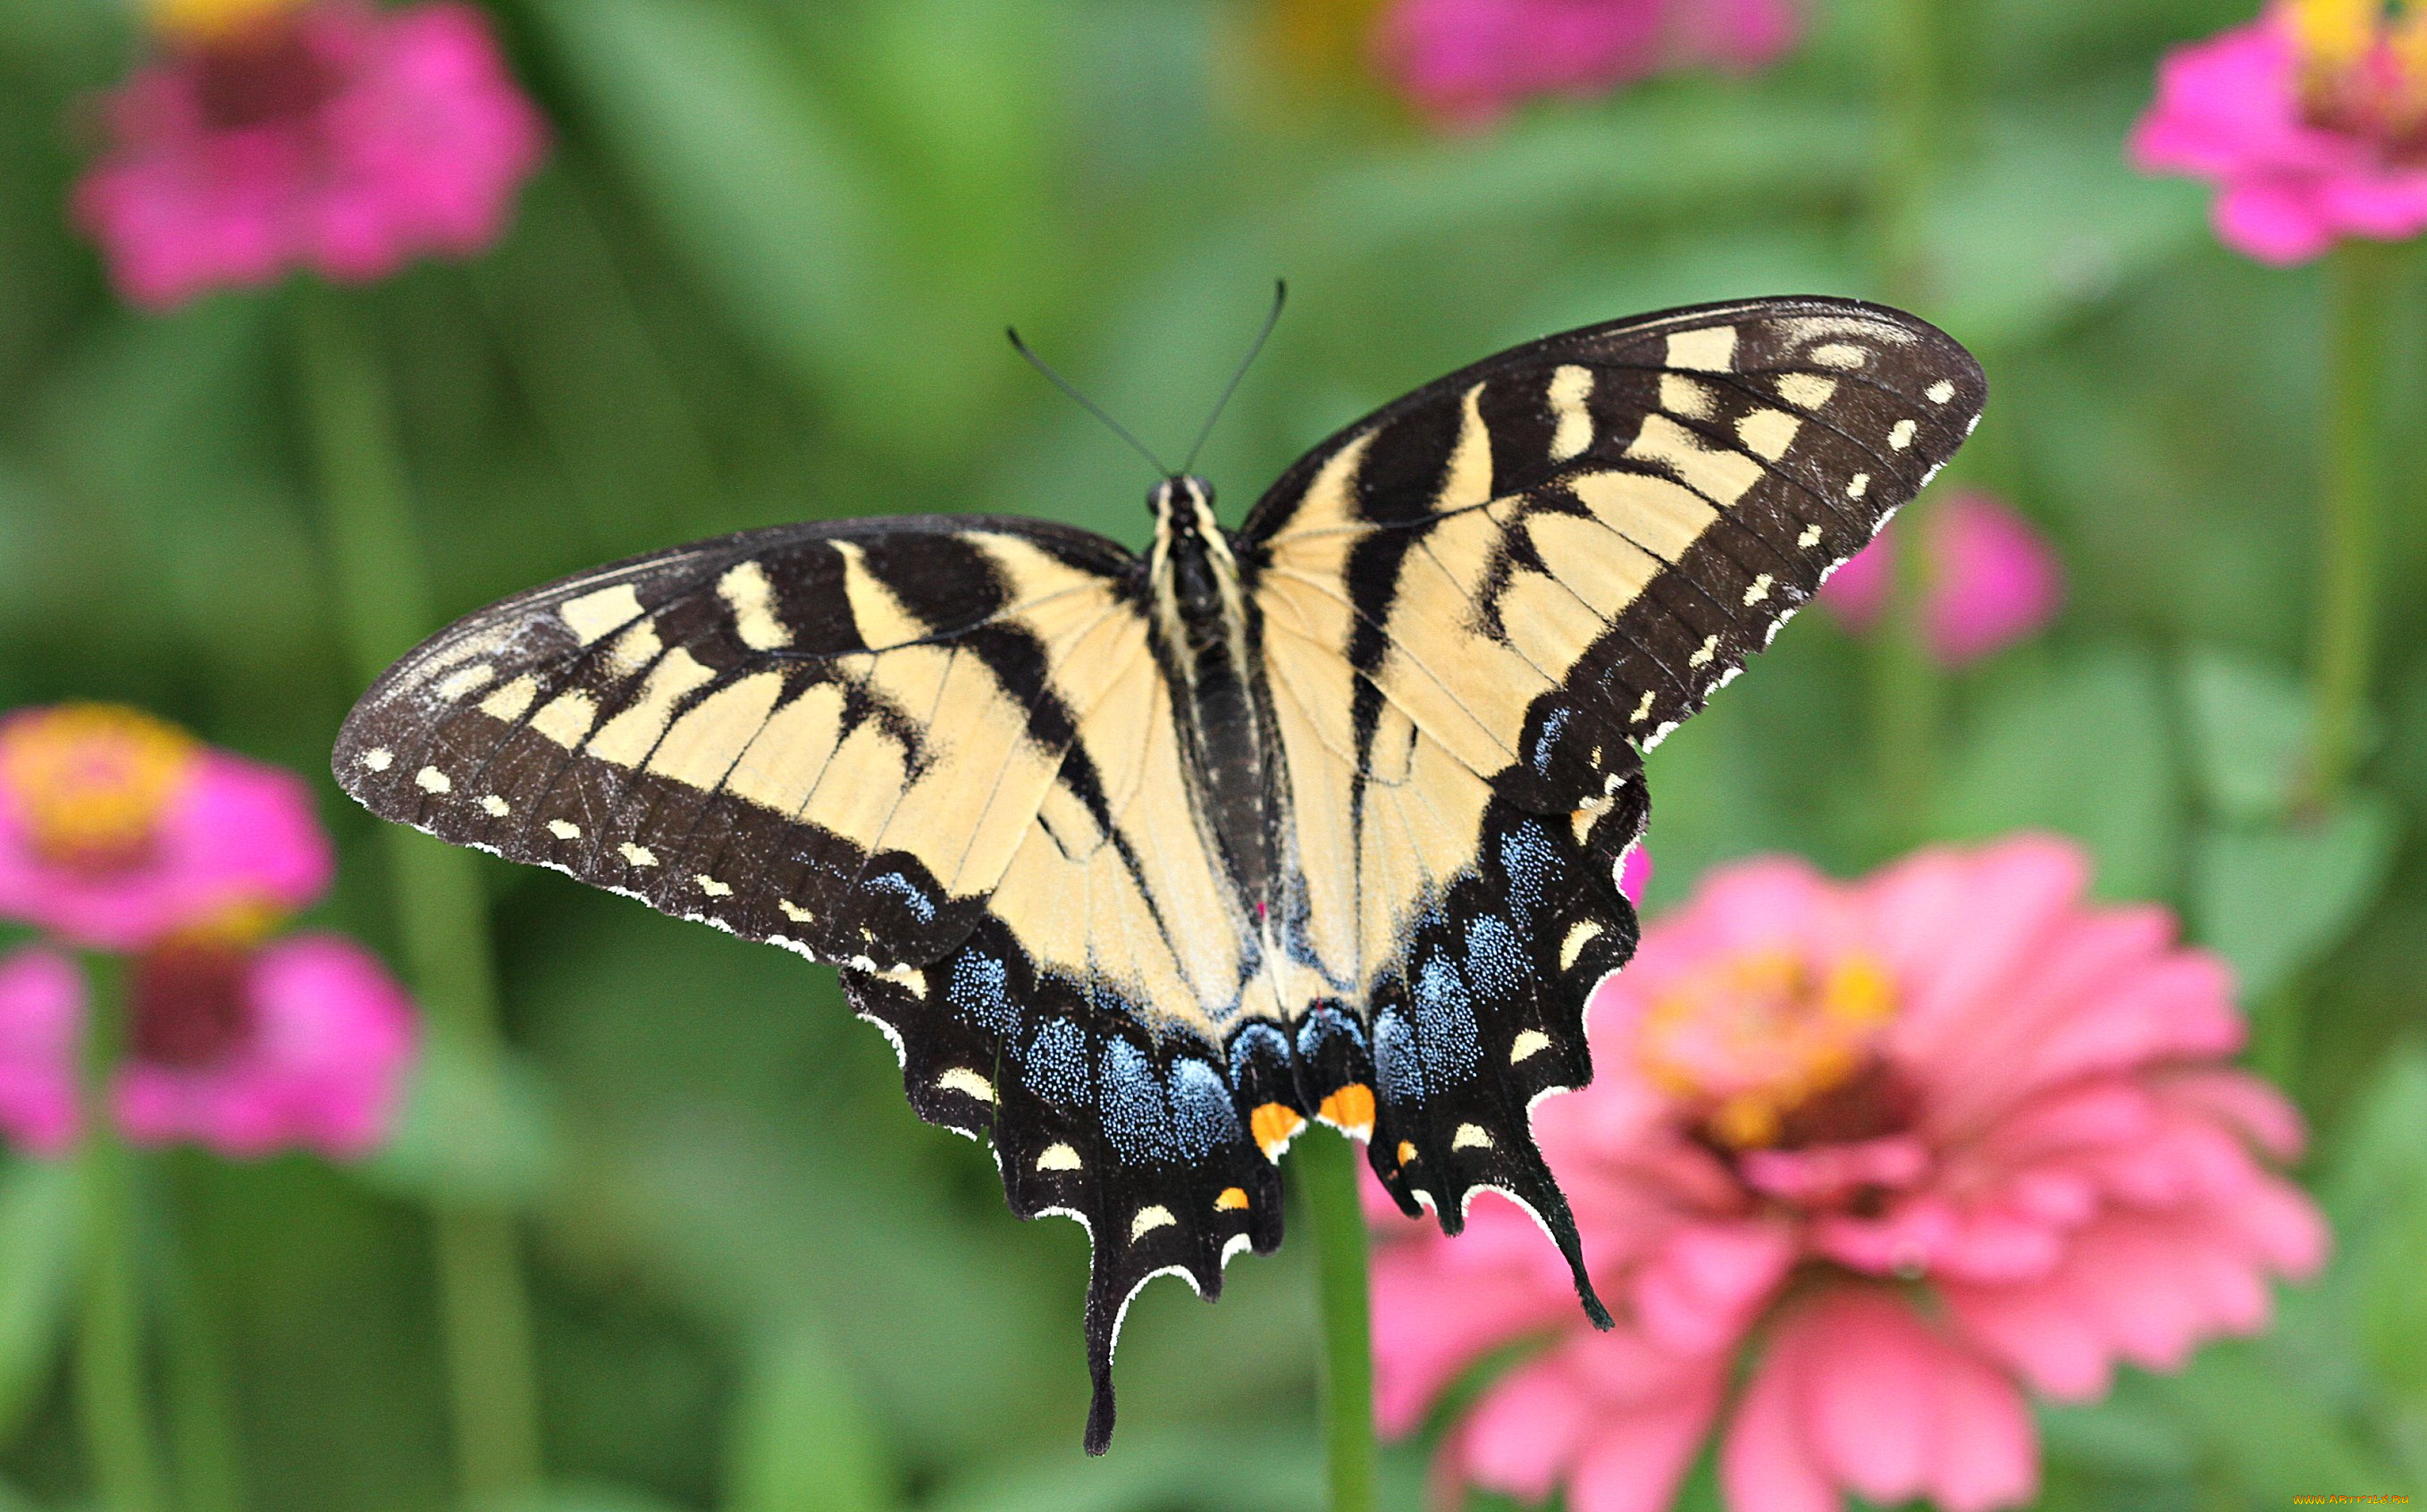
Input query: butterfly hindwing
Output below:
<box><xmin>1242</xmin><ymin>298</ymin><xmax>1982</xmax><ymax>1264</ymax></box>
<box><xmin>841</xmin><ymin>922</ymin><xmax>1281</xmax><ymax>1453</ymax></box>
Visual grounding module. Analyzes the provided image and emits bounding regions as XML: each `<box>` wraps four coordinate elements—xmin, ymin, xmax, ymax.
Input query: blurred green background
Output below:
<box><xmin>4</xmin><ymin>0</ymin><xmax>2427</xmax><ymax>1507</ymax></box>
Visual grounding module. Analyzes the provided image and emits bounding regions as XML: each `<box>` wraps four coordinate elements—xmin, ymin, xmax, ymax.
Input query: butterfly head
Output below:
<box><xmin>1148</xmin><ymin>475</ymin><xmax>1217</xmax><ymax>533</ymax></box>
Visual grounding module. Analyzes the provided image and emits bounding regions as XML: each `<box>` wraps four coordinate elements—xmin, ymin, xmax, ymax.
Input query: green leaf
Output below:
<box><xmin>525</xmin><ymin>0</ymin><xmax>971</xmax><ymax>458</ymax></box>
<box><xmin>474</xmin><ymin>1485</ymin><xmax>688</xmax><ymax>1512</ymax></box>
<box><xmin>1924</xmin><ymin>93</ymin><xmax>2210</xmax><ymax>349</ymax></box>
<box><xmin>2039</xmin><ymin>1383</ymin><xmax>2199</xmax><ymax>1483</ymax></box>
<box><xmin>2316</xmin><ymin>1047</ymin><xmax>2427</xmax><ymax>1437</ymax></box>
<box><xmin>2180</xmin><ymin>650</ymin><xmax>2314</xmax><ymax>826</ymax></box>
<box><xmin>0</xmin><ymin>1158</ymin><xmax>77</xmax><ymax>1441</ymax></box>
<box><xmin>1936</xmin><ymin>646</ymin><xmax>2180</xmax><ymax>898</ymax></box>
<box><xmin>2154</xmin><ymin>1339</ymin><xmax>2394</xmax><ymax>1498</ymax></box>
<box><xmin>358</xmin><ymin>1031</ymin><xmax>558</xmax><ymax>1207</ymax></box>
<box><xmin>2191</xmin><ymin>796</ymin><xmax>2398</xmax><ymax>1001</ymax></box>
<box><xmin>726</xmin><ymin>1323</ymin><xmax>897</xmax><ymax>1512</ymax></box>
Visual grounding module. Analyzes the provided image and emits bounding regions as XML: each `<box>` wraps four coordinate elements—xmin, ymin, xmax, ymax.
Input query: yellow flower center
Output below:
<box><xmin>1634</xmin><ymin>951</ymin><xmax>1898</xmax><ymax>1149</ymax></box>
<box><xmin>2289</xmin><ymin>0</ymin><xmax>2427</xmax><ymax>146</ymax></box>
<box><xmin>0</xmin><ymin>704</ymin><xmax>197</xmax><ymax>876</ymax></box>
<box><xmin>146</xmin><ymin>0</ymin><xmax>310</xmax><ymax>45</ymax></box>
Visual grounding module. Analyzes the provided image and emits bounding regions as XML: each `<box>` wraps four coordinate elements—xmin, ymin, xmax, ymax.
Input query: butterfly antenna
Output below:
<box><xmin>1007</xmin><ymin>327</ymin><xmax>1172</xmax><ymax>477</ymax></box>
<box><xmin>1180</xmin><ymin>279</ymin><xmax>1287</xmax><ymax>476</ymax></box>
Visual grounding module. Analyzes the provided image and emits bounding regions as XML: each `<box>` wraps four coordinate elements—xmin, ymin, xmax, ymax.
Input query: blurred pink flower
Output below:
<box><xmin>1372</xmin><ymin>836</ymin><xmax>2326</xmax><ymax>1512</ymax></box>
<box><xmin>0</xmin><ymin>948</ymin><xmax>82</xmax><ymax>1156</ymax></box>
<box><xmin>2131</xmin><ymin>3</ymin><xmax>2427</xmax><ymax>264</ymax></box>
<box><xmin>1819</xmin><ymin>491</ymin><xmax>2064</xmax><ymax>668</ymax></box>
<box><xmin>0</xmin><ymin>932</ymin><xmax>417</xmax><ymax>1160</ymax></box>
<box><xmin>0</xmin><ymin>704</ymin><xmax>332</xmax><ymax>952</ymax></box>
<box><xmin>73</xmin><ymin>0</ymin><xmax>545</xmax><ymax>309</ymax></box>
<box><xmin>1617</xmin><ymin>844</ymin><xmax>1652</xmax><ymax>906</ymax></box>
<box><xmin>1376</xmin><ymin>0</ymin><xmax>1798</xmax><ymax>124</ymax></box>
<box><xmin>115</xmin><ymin>932</ymin><xmax>418</xmax><ymax>1158</ymax></box>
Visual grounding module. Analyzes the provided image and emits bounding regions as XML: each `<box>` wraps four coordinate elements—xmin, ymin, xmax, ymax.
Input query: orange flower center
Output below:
<box><xmin>147</xmin><ymin>0</ymin><xmax>310</xmax><ymax>44</ymax></box>
<box><xmin>2289</xmin><ymin>0</ymin><xmax>2427</xmax><ymax>152</ymax></box>
<box><xmin>0</xmin><ymin>705</ymin><xmax>197</xmax><ymax>877</ymax></box>
<box><xmin>1634</xmin><ymin>951</ymin><xmax>1899</xmax><ymax>1149</ymax></box>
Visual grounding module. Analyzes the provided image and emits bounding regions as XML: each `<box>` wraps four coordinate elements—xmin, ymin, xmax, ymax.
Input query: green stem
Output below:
<box><xmin>73</xmin><ymin>955</ymin><xmax>165</xmax><ymax>1512</ymax></box>
<box><xmin>1870</xmin><ymin>514</ymin><xmax>1944</xmax><ymax>844</ymax></box>
<box><xmin>1868</xmin><ymin>0</ymin><xmax>1951</xmax><ymax>844</ymax></box>
<box><xmin>293</xmin><ymin>282</ymin><xmax>546</xmax><ymax>1499</ymax></box>
<box><xmin>155</xmin><ymin>1181</ymin><xmax>246</xmax><ymax>1512</ymax></box>
<box><xmin>1874</xmin><ymin>0</ymin><xmax>1945</xmax><ymax>302</ymax></box>
<box><xmin>2309</xmin><ymin>240</ymin><xmax>2396</xmax><ymax>806</ymax></box>
<box><xmin>1294</xmin><ymin>1131</ymin><xmax>1376</xmax><ymax>1512</ymax></box>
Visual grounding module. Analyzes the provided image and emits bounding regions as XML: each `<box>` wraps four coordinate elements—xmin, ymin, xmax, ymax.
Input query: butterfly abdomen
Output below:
<box><xmin>1147</xmin><ymin>476</ymin><xmax>1277</xmax><ymax>909</ymax></box>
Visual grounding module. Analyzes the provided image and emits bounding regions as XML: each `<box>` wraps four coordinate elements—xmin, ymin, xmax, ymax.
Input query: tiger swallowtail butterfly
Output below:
<box><xmin>334</xmin><ymin>297</ymin><xmax>1985</xmax><ymax>1452</ymax></box>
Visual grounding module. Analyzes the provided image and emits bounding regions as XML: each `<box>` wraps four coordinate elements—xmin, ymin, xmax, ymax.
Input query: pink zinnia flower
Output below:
<box><xmin>0</xmin><ymin>704</ymin><xmax>333</xmax><ymax>952</ymax></box>
<box><xmin>73</xmin><ymin>0</ymin><xmax>545</xmax><ymax>309</ymax></box>
<box><xmin>1372</xmin><ymin>836</ymin><xmax>2326</xmax><ymax>1512</ymax></box>
<box><xmin>0</xmin><ymin>930</ymin><xmax>417</xmax><ymax>1160</ymax></box>
<box><xmin>1617</xmin><ymin>844</ymin><xmax>1652</xmax><ymax>906</ymax></box>
<box><xmin>1376</xmin><ymin>0</ymin><xmax>1799</xmax><ymax>125</ymax></box>
<box><xmin>1818</xmin><ymin>491</ymin><xmax>2064</xmax><ymax>668</ymax></box>
<box><xmin>2131</xmin><ymin>1</ymin><xmax>2427</xmax><ymax>264</ymax></box>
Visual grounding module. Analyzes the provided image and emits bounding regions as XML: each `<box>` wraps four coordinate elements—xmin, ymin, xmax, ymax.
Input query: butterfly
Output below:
<box><xmin>334</xmin><ymin>296</ymin><xmax>1984</xmax><ymax>1452</ymax></box>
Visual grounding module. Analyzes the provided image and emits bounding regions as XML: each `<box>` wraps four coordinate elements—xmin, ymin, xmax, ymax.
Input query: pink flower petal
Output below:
<box><xmin>1376</xmin><ymin>0</ymin><xmax>1803</xmax><ymax>124</ymax></box>
<box><xmin>1793</xmin><ymin>1291</ymin><xmax>1942</xmax><ymax>1501</ymax></box>
<box><xmin>1817</xmin><ymin>532</ymin><xmax>1893</xmax><ymax>629</ymax></box>
<box><xmin>1718</xmin><ymin>1318</ymin><xmax>1837</xmax><ymax>1512</ymax></box>
<box><xmin>1457</xmin><ymin>1351</ymin><xmax>1599</xmax><ymax>1498</ymax></box>
<box><xmin>0</xmin><ymin>948</ymin><xmax>82</xmax><ymax>1155</ymax></box>
<box><xmin>1566</xmin><ymin>1375</ymin><xmax>1726</xmax><ymax>1512</ymax></box>
<box><xmin>1925</xmin><ymin>494</ymin><xmax>2064</xmax><ymax>666</ymax></box>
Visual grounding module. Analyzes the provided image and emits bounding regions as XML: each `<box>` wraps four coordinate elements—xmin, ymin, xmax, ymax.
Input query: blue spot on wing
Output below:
<box><xmin>1532</xmin><ymin>705</ymin><xmax>1571</xmax><ymax>775</ymax></box>
<box><xmin>1499</xmin><ymin>821</ymin><xmax>1561</xmax><ymax>926</ymax></box>
<box><xmin>1100</xmin><ymin>1040</ymin><xmax>1172</xmax><ymax>1163</ymax></box>
<box><xmin>1413</xmin><ymin>953</ymin><xmax>1481</xmax><ymax>1080</ymax></box>
<box><xmin>950</xmin><ymin>953</ymin><xmax>1018</xmax><ymax>1036</ymax></box>
<box><xmin>1024</xmin><ymin>1018</ymin><xmax>1088</xmax><ymax>1108</ymax></box>
<box><xmin>1463</xmin><ymin>914</ymin><xmax>1527</xmax><ymax>1003</ymax></box>
<box><xmin>868</xmin><ymin>871</ymin><xmax>936</xmax><ymax>921</ymax></box>
<box><xmin>1374</xmin><ymin>1005</ymin><xmax>1423</xmax><ymax>1103</ymax></box>
<box><xmin>1167</xmin><ymin>1059</ymin><xmax>1239</xmax><ymax>1162</ymax></box>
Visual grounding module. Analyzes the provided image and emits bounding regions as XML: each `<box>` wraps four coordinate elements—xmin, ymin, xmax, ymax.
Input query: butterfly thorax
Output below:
<box><xmin>1146</xmin><ymin>476</ymin><xmax>1274</xmax><ymax>910</ymax></box>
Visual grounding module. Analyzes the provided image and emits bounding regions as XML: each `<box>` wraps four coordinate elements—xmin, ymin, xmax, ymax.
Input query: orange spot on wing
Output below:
<box><xmin>1317</xmin><ymin>1083</ymin><xmax>1375</xmax><ymax>1138</ymax></box>
<box><xmin>1249</xmin><ymin>1103</ymin><xmax>1306</xmax><ymax>1161</ymax></box>
<box><xmin>1214</xmin><ymin>1187</ymin><xmax>1250</xmax><ymax>1212</ymax></box>
<box><xmin>1396</xmin><ymin>1140</ymin><xmax>1418</xmax><ymax>1165</ymax></box>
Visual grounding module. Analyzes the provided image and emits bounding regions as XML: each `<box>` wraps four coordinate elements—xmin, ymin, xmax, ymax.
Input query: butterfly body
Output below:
<box><xmin>333</xmin><ymin>297</ymin><xmax>1986</xmax><ymax>1453</ymax></box>
<box><xmin>1145</xmin><ymin>475</ymin><xmax>1276</xmax><ymax>911</ymax></box>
